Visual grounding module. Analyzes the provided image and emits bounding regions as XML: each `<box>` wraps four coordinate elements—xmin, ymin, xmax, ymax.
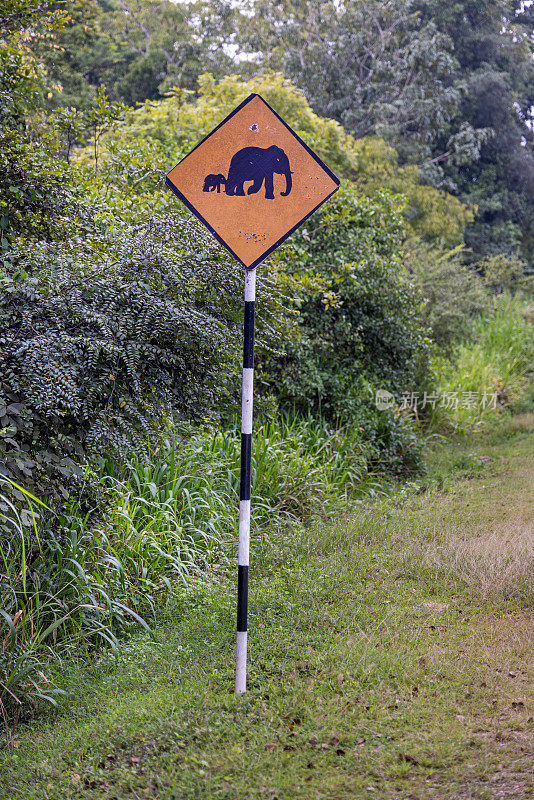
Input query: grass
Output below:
<box><xmin>407</xmin><ymin>414</ymin><xmax>534</xmax><ymax>606</ymax></box>
<box><xmin>0</xmin><ymin>484</ymin><xmax>154</xmax><ymax>725</ymax></box>
<box><xmin>431</xmin><ymin>295</ymin><xmax>534</xmax><ymax>431</ymax></box>
<box><xmin>406</xmin><ymin>521</ymin><xmax>534</xmax><ymax>605</ymax></box>
<box><xmin>0</xmin><ymin>415</ymin><xmax>384</xmax><ymax>724</ymax></box>
<box><xmin>99</xmin><ymin>415</ymin><xmax>384</xmax><ymax>543</ymax></box>
<box><xmin>0</xmin><ymin>415</ymin><xmax>532</xmax><ymax>798</ymax></box>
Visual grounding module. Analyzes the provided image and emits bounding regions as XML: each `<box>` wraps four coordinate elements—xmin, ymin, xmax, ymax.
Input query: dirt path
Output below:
<box><xmin>1</xmin><ymin>418</ymin><xmax>533</xmax><ymax>799</ymax></box>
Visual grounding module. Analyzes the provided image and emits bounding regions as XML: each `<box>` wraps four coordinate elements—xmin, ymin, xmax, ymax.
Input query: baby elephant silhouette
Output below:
<box><xmin>203</xmin><ymin>173</ymin><xmax>226</xmax><ymax>193</ymax></box>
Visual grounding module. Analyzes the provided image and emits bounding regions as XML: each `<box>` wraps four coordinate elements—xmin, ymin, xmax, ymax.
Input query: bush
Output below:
<box><xmin>269</xmin><ymin>182</ymin><xmax>430</xmax><ymax>426</ymax></box>
<box><xmin>1</xmin><ymin>71</ymin><xmax>439</xmax><ymax>503</ymax></box>
<box><xmin>405</xmin><ymin>241</ymin><xmax>489</xmax><ymax>351</ymax></box>
<box><xmin>479</xmin><ymin>253</ymin><xmax>529</xmax><ymax>297</ymax></box>
<box><xmin>0</xmin><ymin>200</ymin><xmax>297</xmax><ymax>506</ymax></box>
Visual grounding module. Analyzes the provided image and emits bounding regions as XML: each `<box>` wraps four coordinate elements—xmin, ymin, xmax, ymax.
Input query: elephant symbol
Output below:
<box><xmin>224</xmin><ymin>145</ymin><xmax>292</xmax><ymax>199</ymax></box>
<box><xmin>203</xmin><ymin>173</ymin><xmax>226</xmax><ymax>193</ymax></box>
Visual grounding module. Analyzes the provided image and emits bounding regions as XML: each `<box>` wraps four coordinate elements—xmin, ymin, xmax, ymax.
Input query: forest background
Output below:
<box><xmin>0</xmin><ymin>0</ymin><xmax>533</xmax><ymax>720</ymax></box>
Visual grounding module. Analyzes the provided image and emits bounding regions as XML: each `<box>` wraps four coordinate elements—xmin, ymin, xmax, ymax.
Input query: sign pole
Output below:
<box><xmin>236</xmin><ymin>266</ymin><xmax>256</xmax><ymax>694</ymax></box>
<box><xmin>164</xmin><ymin>93</ymin><xmax>339</xmax><ymax>694</ymax></box>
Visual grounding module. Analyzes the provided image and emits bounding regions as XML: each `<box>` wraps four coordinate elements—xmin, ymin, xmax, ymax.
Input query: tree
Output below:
<box><xmin>411</xmin><ymin>0</ymin><xmax>534</xmax><ymax>264</ymax></box>
<box><xmin>235</xmin><ymin>0</ymin><xmax>534</xmax><ymax>266</ymax></box>
<box><xmin>0</xmin><ymin>1</ymin><xmax>74</xmax><ymax>245</ymax></box>
<box><xmin>404</xmin><ymin>242</ymin><xmax>489</xmax><ymax>350</ymax></box>
<box><xmin>108</xmin><ymin>0</ymin><xmax>235</xmax><ymax>102</ymax></box>
<box><xmin>239</xmin><ymin>1</ymin><xmax>464</xmax><ymax>164</ymax></box>
<box><xmin>32</xmin><ymin>0</ymin><xmax>237</xmax><ymax>110</ymax></box>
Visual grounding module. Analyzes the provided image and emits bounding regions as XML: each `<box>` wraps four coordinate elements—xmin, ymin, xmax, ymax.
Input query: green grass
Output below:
<box><xmin>431</xmin><ymin>294</ymin><xmax>534</xmax><ymax>432</ymax></box>
<box><xmin>0</xmin><ymin>415</ymin><xmax>385</xmax><ymax>723</ymax></box>
<box><xmin>1</xmin><ymin>416</ymin><xmax>532</xmax><ymax>799</ymax></box>
<box><xmin>0</xmin><ymin>479</ymin><xmax>155</xmax><ymax>723</ymax></box>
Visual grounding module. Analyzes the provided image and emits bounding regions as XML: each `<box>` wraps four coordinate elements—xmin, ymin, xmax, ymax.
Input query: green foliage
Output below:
<box><xmin>228</xmin><ymin>0</ymin><xmax>534</xmax><ymax>265</ymax></box>
<box><xmin>2</xmin><ymin>76</ymin><xmax>302</xmax><ymax>502</ymax></box>
<box><xmin>0</xmin><ymin>51</ymin><xmax>456</xmax><ymax>503</ymax></box>
<box><xmin>100</xmin><ymin>436</ymin><xmax>236</xmax><ymax>579</ymax></box>
<box><xmin>478</xmin><ymin>253</ymin><xmax>529</xmax><ymax>297</ymax></box>
<box><xmin>0</xmin><ymin>2</ymin><xmax>75</xmax><ymax>245</ymax></box>
<box><xmin>1</xmin><ymin>424</ymin><xmax>533</xmax><ymax>792</ymax></box>
<box><xmin>3</xmin><ymin>0</ymin><xmax>532</xmax><ymax>731</ymax></box>
<box><xmin>97</xmin><ymin>72</ymin><xmax>359</xmax><ymax>179</ymax></box>
<box><xmin>89</xmin><ymin>79</ymin><xmax>432</xmax><ymax>475</ymax></box>
<box><xmin>0</xmin><ymin>475</ymin><xmax>154</xmax><ymax>722</ymax></box>
<box><xmin>0</xmin><ymin>129</ymin><xmax>73</xmax><ymax>244</ymax></box>
<box><xmin>102</xmin><ymin>415</ymin><xmax>388</xmax><ymax>543</ymax></box>
<box><xmin>412</xmin><ymin>0</ymin><xmax>534</xmax><ymax>265</ymax></box>
<box><xmin>350</xmin><ymin>137</ymin><xmax>474</xmax><ymax>250</ymax></box>
<box><xmin>239</xmin><ymin>0</ymin><xmax>462</xmax><ymax>163</ymax></box>
<box><xmin>431</xmin><ymin>295</ymin><xmax>534</xmax><ymax>431</ymax></box>
<box><xmin>0</xmin><ymin>209</ymin><xmax>247</xmax><ymax>499</ymax></box>
<box><xmin>25</xmin><ymin>1</ymin><xmax>532</xmax><ymax>264</ymax></box>
<box><xmin>22</xmin><ymin>0</ymin><xmax>105</xmax><ymax>112</ymax></box>
<box><xmin>103</xmin><ymin>0</ymin><xmax>236</xmax><ymax>104</ymax></box>
<box><xmin>32</xmin><ymin>0</ymin><xmax>237</xmax><ymax>111</ymax></box>
<box><xmin>405</xmin><ymin>242</ymin><xmax>489</xmax><ymax>350</ymax></box>
<box><xmin>270</xmin><ymin>181</ymin><xmax>430</xmax><ymax>423</ymax></box>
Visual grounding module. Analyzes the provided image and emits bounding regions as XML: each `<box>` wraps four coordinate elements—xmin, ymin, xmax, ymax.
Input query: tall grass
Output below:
<box><xmin>0</xmin><ymin>477</ymin><xmax>153</xmax><ymax>725</ymax></box>
<box><xmin>101</xmin><ymin>416</ymin><xmax>384</xmax><ymax>557</ymax></box>
<box><xmin>429</xmin><ymin>524</ymin><xmax>534</xmax><ymax>605</ymax></box>
<box><xmin>431</xmin><ymin>295</ymin><xmax>534</xmax><ymax>431</ymax></box>
<box><xmin>1</xmin><ymin>416</ymin><xmax>382</xmax><ymax>724</ymax></box>
<box><xmin>401</xmin><ymin>521</ymin><xmax>534</xmax><ymax>606</ymax></box>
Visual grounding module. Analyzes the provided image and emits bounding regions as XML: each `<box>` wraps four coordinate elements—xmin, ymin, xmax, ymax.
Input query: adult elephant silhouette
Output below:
<box><xmin>225</xmin><ymin>145</ymin><xmax>292</xmax><ymax>200</ymax></box>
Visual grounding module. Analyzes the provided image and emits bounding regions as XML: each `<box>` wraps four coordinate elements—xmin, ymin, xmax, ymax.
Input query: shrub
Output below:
<box><xmin>0</xmin><ymin>200</ymin><xmax>297</xmax><ymax>506</ymax></box>
<box><xmin>405</xmin><ymin>241</ymin><xmax>489</xmax><ymax>351</ymax></box>
<box><xmin>269</xmin><ymin>182</ymin><xmax>430</xmax><ymax>428</ymax></box>
<box><xmin>479</xmin><ymin>253</ymin><xmax>529</xmax><ymax>297</ymax></box>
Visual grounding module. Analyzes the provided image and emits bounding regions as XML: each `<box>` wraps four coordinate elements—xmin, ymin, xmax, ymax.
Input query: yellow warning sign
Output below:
<box><xmin>165</xmin><ymin>94</ymin><xmax>340</xmax><ymax>269</ymax></box>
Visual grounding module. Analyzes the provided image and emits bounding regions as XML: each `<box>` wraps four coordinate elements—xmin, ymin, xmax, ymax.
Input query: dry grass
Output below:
<box><xmin>396</xmin><ymin>417</ymin><xmax>534</xmax><ymax>605</ymax></box>
<box><xmin>420</xmin><ymin>521</ymin><xmax>534</xmax><ymax>603</ymax></box>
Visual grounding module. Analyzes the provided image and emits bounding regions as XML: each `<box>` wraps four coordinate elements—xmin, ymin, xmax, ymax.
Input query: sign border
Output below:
<box><xmin>165</xmin><ymin>93</ymin><xmax>340</xmax><ymax>270</ymax></box>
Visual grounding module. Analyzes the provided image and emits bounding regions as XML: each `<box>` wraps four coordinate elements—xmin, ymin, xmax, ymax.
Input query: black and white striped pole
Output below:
<box><xmin>236</xmin><ymin>266</ymin><xmax>256</xmax><ymax>694</ymax></box>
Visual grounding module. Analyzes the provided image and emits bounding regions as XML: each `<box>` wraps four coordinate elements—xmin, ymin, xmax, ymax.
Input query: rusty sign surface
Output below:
<box><xmin>165</xmin><ymin>94</ymin><xmax>340</xmax><ymax>269</ymax></box>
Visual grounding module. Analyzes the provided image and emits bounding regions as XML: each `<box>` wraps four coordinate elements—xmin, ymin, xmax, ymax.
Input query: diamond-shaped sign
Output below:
<box><xmin>165</xmin><ymin>94</ymin><xmax>340</xmax><ymax>269</ymax></box>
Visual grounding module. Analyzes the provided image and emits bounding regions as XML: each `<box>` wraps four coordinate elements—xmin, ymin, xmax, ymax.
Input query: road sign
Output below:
<box><xmin>165</xmin><ymin>94</ymin><xmax>339</xmax><ymax>695</ymax></box>
<box><xmin>165</xmin><ymin>93</ymin><xmax>340</xmax><ymax>269</ymax></box>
